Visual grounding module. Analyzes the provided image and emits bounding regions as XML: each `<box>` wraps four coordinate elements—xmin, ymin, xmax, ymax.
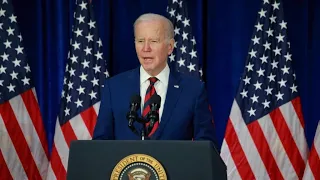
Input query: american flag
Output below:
<box><xmin>166</xmin><ymin>0</ymin><xmax>202</xmax><ymax>79</ymax></box>
<box><xmin>303</xmin><ymin>120</ymin><xmax>320</xmax><ymax>180</ymax></box>
<box><xmin>220</xmin><ymin>0</ymin><xmax>309</xmax><ymax>179</ymax></box>
<box><xmin>0</xmin><ymin>0</ymin><xmax>49</xmax><ymax>179</ymax></box>
<box><xmin>46</xmin><ymin>0</ymin><xmax>108</xmax><ymax>179</ymax></box>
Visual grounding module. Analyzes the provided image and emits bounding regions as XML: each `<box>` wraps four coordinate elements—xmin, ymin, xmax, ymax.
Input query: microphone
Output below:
<box><xmin>126</xmin><ymin>95</ymin><xmax>141</xmax><ymax>132</ymax></box>
<box><xmin>146</xmin><ymin>94</ymin><xmax>161</xmax><ymax>135</ymax></box>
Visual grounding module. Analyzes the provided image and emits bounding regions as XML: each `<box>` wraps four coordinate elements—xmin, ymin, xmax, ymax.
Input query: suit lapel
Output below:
<box><xmin>152</xmin><ymin>70</ymin><xmax>182</xmax><ymax>139</ymax></box>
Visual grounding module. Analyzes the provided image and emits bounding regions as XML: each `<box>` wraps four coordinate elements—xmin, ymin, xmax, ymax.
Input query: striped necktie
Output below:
<box><xmin>142</xmin><ymin>77</ymin><xmax>159</xmax><ymax>137</ymax></box>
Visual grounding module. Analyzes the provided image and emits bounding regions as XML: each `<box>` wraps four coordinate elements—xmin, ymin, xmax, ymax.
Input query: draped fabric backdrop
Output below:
<box><xmin>11</xmin><ymin>0</ymin><xmax>319</xmax><ymax>153</ymax></box>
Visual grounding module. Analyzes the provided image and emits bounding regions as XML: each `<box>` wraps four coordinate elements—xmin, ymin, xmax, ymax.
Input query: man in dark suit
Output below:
<box><xmin>93</xmin><ymin>13</ymin><xmax>218</xmax><ymax>148</ymax></box>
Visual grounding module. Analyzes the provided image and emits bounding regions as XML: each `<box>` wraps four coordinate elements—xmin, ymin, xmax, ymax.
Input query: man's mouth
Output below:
<box><xmin>143</xmin><ymin>57</ymin><xmax>153</xmax><ymax>61</ymax></box>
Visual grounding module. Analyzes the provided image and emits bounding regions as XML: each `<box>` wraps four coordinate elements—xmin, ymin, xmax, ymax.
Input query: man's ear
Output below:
<box><xmin>167</xmin><ymin>38</ymin><xmax>175</xmax><ymax>55</ymax></box>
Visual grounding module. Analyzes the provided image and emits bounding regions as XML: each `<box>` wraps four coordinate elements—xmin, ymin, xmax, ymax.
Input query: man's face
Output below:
<box><xmin>134</xmin><ymin>20</ymin><xmax>174</xmax><ymax>76</ymax></box>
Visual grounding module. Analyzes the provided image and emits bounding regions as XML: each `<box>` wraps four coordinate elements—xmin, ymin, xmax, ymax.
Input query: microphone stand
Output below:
<box><xmin>129</xmin><ymin>112</ymin><xmax>159</xmax><ymax>140</ymax></box>
<box><xmin>127</xmin><ymin>115</ymin><xmax>149</xmax><ymax>140</ymax></box>
<box><xmin>137</xmin><ymin>117</ymin><xmax>147</xmax><ymax>140</ymax></box>
<box><xmin>141</xmin><ymin>126</ymin><xmax>145</xmax><ymax>140</ymax></box>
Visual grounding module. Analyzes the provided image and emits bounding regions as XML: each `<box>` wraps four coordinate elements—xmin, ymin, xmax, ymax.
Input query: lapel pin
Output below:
<box><xmin>174</xmin><ymin>85</ymin><xmax>179</xmax><ymax>88</ymax></box>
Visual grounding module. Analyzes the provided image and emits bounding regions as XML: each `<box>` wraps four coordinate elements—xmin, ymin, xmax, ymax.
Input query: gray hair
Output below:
<box><xmin>133</xmin><ymin>13</ymin><xmax>174</xmax><ymax>41</ymax></box>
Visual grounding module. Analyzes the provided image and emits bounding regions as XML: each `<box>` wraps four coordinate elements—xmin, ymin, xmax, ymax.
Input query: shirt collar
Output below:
<box><xmin>140</xmin><ymin>64</ymin><xmax>170</xmax><ymax>86</ymax></box>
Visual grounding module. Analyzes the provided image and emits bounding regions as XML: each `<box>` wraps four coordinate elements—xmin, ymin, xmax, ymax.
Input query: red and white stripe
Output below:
<box><xmin>0</xmin><ymin>88</ymin><xmax>49</xmax><ymax>180</ymax></box>
<box><xmin>220</xmin><ymin>97</ymin><xmax>308</xmax><ymax>179</ymax></box>
<box><xmin>46</xmin><ymin>102</ymin><xmax>100</xmax><ymax>180</ymax></box>
<box><xmin>303</xmin><ymin>121</ymin><xmax>320</xmax><ymax>180</ymax></box>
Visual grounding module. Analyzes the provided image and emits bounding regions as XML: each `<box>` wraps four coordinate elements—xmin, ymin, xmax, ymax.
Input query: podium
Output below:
<box><xmin>67</xmin><ymin>140</ymin><xmax>227</xmax><ymax>180</ymax></box>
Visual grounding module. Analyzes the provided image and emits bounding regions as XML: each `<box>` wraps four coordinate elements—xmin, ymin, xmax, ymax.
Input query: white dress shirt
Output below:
<box><xmin>140</xmin><ymin>64</ymin><xmax>170</xmax><ymax>122</ymax></box>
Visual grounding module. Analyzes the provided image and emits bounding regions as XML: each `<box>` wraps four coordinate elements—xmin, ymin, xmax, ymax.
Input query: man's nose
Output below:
<box><xmin>142</xmin><ymin>41</ymin><xmax>151</xmax><ymax>52</ymax></box>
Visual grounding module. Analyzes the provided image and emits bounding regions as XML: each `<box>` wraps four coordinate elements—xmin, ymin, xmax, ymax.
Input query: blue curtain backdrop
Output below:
<box><xmin>10</xmin><ymin>0</ymin><xmax>320</xmax><ymax>153</ymax></box>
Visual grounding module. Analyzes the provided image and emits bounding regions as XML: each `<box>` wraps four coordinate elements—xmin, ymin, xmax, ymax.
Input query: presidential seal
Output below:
<box><xmin>110</xmin><ymin>154</ymin><xmax>167</xmax><ymax>180</ymax></box>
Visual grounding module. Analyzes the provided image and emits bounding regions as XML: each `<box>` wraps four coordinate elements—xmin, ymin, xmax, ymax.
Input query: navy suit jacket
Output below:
<box><xmin>93</xmin><ymin>67</ymin><xmax>218</xmax><ymax>147</ymax></box>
